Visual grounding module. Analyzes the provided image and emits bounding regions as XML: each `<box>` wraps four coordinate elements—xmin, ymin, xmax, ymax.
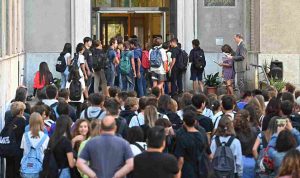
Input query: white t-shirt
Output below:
<box><xmin>64</xmin><ymin>53</ymin><xmax>71</xmax><ymax>73</ymax></box>
<box><xmin>149</xmin><ymin>46</ymin><xmax>167</xmax><ymax>75</ymax></box>
<box><xmin>78</xmin><ymin>54</ymin><xmax>85</xmax><ymax>78</ymax></box>
<box><xmin>177</xmin><ymin>110</ymin><xmax>183</xmax><ymax>120</ymax></box>
<box><xmin>66</xmin><ymin>78</ymin><xmax>85</xmax><ymax>103</ymax></box>
<box><xmin>20</xmin><ymin>131</ymin><xmax>50</xmax><ymax>161</ymax></box>
<box><xmin>130</xmin><ymin>142</ymin><xmax>147</xmax><ymax>156</ymax></box>
<box><xmin>129</xmin><ymin>113</ymin><xmax>145</xmax><ymax>127</ymax></box>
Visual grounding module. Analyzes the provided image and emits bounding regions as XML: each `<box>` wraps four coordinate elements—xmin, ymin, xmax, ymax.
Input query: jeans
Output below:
<box><xmin>20</xmin><ymin>173</ymin><xmax>39</xmax><ymax>178</ymax></box>
<box><xmin>170</xmin><ymin>67</ymin><xmax>183</xmax><ymax>96</ymax></box>
<box><xmin>135</xmin><ymin>68</ymin><xmax>147</xmax><ymax>97</ymax></box>
<box><xmin>242</xmin><ymin>156</ymin><xmax>255</xmax><ymax>178</ymax></box>
<box><xmin>121</xmin><ymin>73</ymin><xmax>135</xmax><ymax>92</ymax></box>
<box><xmin>60</xmin><ymin>69</ymin><xmax>69</xmax><ymax>89</ymax></box>
<box><xmin>59</xmin><ymin>168</ymin><xmax>71</xmax><ymax>178</ymax></box>
<box><xmin>106</xmin><ymin>63</ymin><xmax>116</xmax><ymax>87</ymax></box>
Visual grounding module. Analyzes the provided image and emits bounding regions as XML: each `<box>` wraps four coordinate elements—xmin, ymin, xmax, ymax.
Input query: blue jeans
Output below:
<box><xmin>61</xmin><ymin>69</ymin><xmax>69</xmax><ymax>89</ymax></box>
<box><xmin>135</xmin><ymin>69</ymin><xmax>147</xmax><ymax>97</ymax></box>
<box><xmin>121</xmin><ymin>73</ymin><xmax>135</xmax><ymax>92</ymax></box>
<box><xmin>106</xmin><ymin>63</ymin><xmax>116</xmax><ymax>87</ymax></box>
<box><xmin>21</xmin><ymin>173</ymin><xmax>39</xmax><ymax>178</ymax></box>
<box><xmin>59</xmin><ymin>168</ymin><xmax>71</xmax><ymax>178</ymax></box>
<box><xmin>243</xmin><ymin>156</ymin><xmax>255</xmax><ymax>178</ymax></box>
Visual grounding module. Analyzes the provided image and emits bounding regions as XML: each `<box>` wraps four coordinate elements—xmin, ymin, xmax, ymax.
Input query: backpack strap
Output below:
<box><xmin>25</xmin><ymin>132</ymin><xmax>33</xmax><ymax>148</ymax></box>
<box><xmin>215</xmin><ymin>136</ymin><xmax>222</xmax><ymax>147</ymax></box>
<box><xmin>225</xmin><ymin>136</ymin><xmax>235</xmax><ymax>147</ymax></box>
<box><xmin>132</xmin><ymin>142</ymin><xmax>145</xmax><ymax>152</ymax></box>
<box><xmin>214</xmin><ymin>114</ymin><xmax>223</xmax><ymax>127</ymax></box>
<box><xmin>96</xmin><ymin>110</ymin><xmax>104</xmax><ymax>119</ymax></box>
<box><xmin>84</xmin><ymin>108</ymin><xmax>89</xmax><ymax>120</ymax></box>
<box><xmin>261</xmin><ymin>132</ymin><xmax>268</xmax><ymax>148</ymax></box>
<box><xmin>36</xmin><ymin>134</ymin><xmax>48</xmax><ymax>149</ymax></box>
<box><xmin>136</xmin><ymin>116</ymin><xmax>141</xmax><ymax>126</ymax></box>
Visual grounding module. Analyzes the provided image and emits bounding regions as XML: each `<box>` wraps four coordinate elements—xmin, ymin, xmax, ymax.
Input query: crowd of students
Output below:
<box><xmin>2</xmin><ymin>79</ymin><xmax>300</xmax><ymax>178</ymax></box>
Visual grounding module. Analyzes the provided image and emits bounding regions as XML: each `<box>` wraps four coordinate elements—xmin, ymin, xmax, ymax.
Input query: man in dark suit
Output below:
<box><xmin>227</xmin><ymin>34</ymin><xmax>247</xmax><ymax>94</ymax></box>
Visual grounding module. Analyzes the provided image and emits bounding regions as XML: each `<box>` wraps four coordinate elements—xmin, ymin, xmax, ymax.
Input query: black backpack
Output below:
<box><xmin>69</xmin><ymin>54</ymin><xmax>79</xmax><ymax>72</ymax></box>
<box><xmin>84</xmin><ymin>108</ymin><xmax>104</xmax><ymax>121</ymax></box>
<box><xmin>0</xmin><ymin>119</ymin><xmax>20</xmax><ymax>157</ymax></box>
<box><xmin>69</xmin><ymin>79</ymin><xmax>82</xmax><ymax>101</ymax></box>
<box><xmin>177</xmin><ymin>49</ymin><xmax>189</xmax><ymax>71</ymax></box>
<box><xmin>92</xmin><ymin>49</ymin><xmax>108</xmax><ymax>72</ymax></box>
<box><xmin>39</xmin><ymin>141</ymin><xmax>62</xmax><ymax>178</ymax></box>
<box><xmin>56</xmin><ymin>54</ymin><xmax>67</xmax><ymax>73</ymax></box>
<box><xmin>193</xmin><ymin>49</ymin><xmax>206</xmax><ymax>70</ymax></box>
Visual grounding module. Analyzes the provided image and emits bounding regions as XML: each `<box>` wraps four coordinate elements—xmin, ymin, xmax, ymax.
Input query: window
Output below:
<box><xmin>204</xmin><ymin>0</ymin><xmax>235</xmax><ymax>7</ymax></box>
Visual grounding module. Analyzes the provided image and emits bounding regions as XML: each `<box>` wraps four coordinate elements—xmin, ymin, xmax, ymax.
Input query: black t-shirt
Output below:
<box><xmin>196</xmin><ymin>114</ymin><xmax>213</xmax><ymax>134</ymax></box>
<box><xmin>174</xmin><ymin>131</ymin><xmax>206</xmax><ymax>178</ymax></box>
<box><xmin>171</xmin><ymin>47</ymin><xmax>181</xmax><ymax>69</ymax></box>
<box><xmin>53</xmin><ymin>136</ymin><xmax>73</xmax><ymax>169</ymax></box>
<box><xmin>83</xmin><ymin>47</ymin><xmax>93</xmax><ymax>71</ymax></box>
<box><xmin>133</xmin><ymin>152</ymin><xmax>179</xmax><ymax>178</ymax></box>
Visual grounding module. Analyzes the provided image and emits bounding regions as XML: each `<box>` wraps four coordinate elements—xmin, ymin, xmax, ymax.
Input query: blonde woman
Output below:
<box><xmin>141</xmin><ymin>105</ymin><xmax>158</xmax><ymax>141</ymax></box>
<box><xmin>20</xmin><ymin>112</ymin><xmax>50</xmax><ymax>178</ymax></box>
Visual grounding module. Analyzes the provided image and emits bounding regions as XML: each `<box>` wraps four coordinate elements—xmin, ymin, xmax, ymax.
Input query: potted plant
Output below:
<box><xmin>204</xmin><ymin>72</ymin><xmax>221</xmax><ymax>94</ymax></box>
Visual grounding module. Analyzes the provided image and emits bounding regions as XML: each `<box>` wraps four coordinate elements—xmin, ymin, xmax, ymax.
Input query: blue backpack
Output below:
<box><xmin>150</xmin><ymin>47</ymin><xmax>162</xmax><ymax>68</ymax></box>
<box><xmin>20</xmin><ymin>132</ymin><xmax>48</xmax><ymax>174</ymax></box>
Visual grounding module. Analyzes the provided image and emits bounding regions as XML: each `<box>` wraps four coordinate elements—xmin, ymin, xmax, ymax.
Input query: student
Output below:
<box><xmin>262</xmin><ymin>98</ymin><xmax>281</xmax><ymax>131</ymax></box>
<box><xmin>80</xmin><ymin>93</ymin><xmax>105</xmax><ymax>120</ymax></box>
<box><xmin>83</xmin><ymin>37</ymin><xmax>93</xmax><ymax>92</ymax></box>
<box><xmin>189</xmin><ymin>39</ymin><xmax>206</xmax><ymax>92</ymax></box>
<box><xmin>59</xmin><ymin>43</ymin><xmax>72</xmax><ymax>89</ymax></box>
<box><xmin>77</xmin><ymin>116</ymin><xmax>134</xmax><ymax>178</ymax></box>
<box><xmin>20</xmin><ymin>112</ymin><xmax>50</xmax><ymax>178</ymax></box>
<box><xmin>234</xmin><ymin>110</ymin><xmax>257</xmax><ymax>178</ymax></box>
<box><xmin>175</xmin><ymin>109</ymin><xmax>210</xmax><ymax>178</ymax></box>
<box><xmin>49</xmin><ymin>115</ymin><xmax>75</xmax><ymax>178</ymax></box>
<box><xmin>277</xmin><ymin>149</ymin><xmax>300</xmax><ymax>178</ymax></box>
<box><xmin>170</xmin><ymin>38</ymin><xmax>183</xmax><ymax>96</ymax></box>
<box><xmin>120</xmin><ymin>41</ymin><xmax>136</xmax><ymax>92</ymax></box>
<box><xmin>127</xmin><ymin>126</ymin><xmax>147</xmax><ymax>156</ymax></box>
<box><xmin>58</xmin><ymin>89</ymin><xmax>77</xmax><ymax>122</ymax></box>
<box><xmin>214</xmin><ymin>95</ymin><xmax>236</xmax><ymax>130</ymax></box>
<box><xmin>119</xmin><ymin>97</ymin><xmax>139</xmax><ymax>125</ymax></box>
<box><xmin>149</xmin><ymin>37</ymin><xmax>167</xmax><ymax>94</ymax></box>
<box><xmin>163</xmin><ymin>41</ymin><xmax>172</xmax><ymax>95</ymax></box>
<box><xmin>43</xmin><ymin>85</ymin><xmax>58</xmax><ymax>107</ymax></box>
<box><xmin>219</xmin><ymin>44</ymin><xmax>235</xmax><ymax>95</ymax></box>
<box><xmin>33</xmin><ymin>62</ymin><xmax>54</xmax><ymax>96</ymax></box>
<box><xmin>133</xmin><ymin>126</ymin><xmax>179</xmax><ymax>178</ymax></box>
<box><xmin>116</xmin><ymin>36</ymin><xmax>124</xmax><ymax>89</ymax></box>
<box><xmin>211</xmin><ymin>100</ymin><xmax>223</xmax><ymax>126</ymax></box>
<box><xmin>177</xmin><ymin>92</ymin><xmax>193</xmax><ymax>120</ymax></box>
<box><xmin>210</xmin><ymin>116</ymin><xmax>243</xmax><ymax>177</ymax></box>
<box><xmin>107</xmin><ymin>37</ymin><xmax>119</xmax><ymax>89</ymax></box>
<box><xmin>66</xmin><ymin>69</ymin><xmax>85</xmax><ymax>118</ymax></box>
<box><xmin>130</xmin><ymin>38</ymin><xmax>145</xmax><ymax>97</ymax></box>
<box><xmin>142</xmin><ymin>105</ymin><xmax>159</xmax><ymax>141</ymax></box>
<box><xmin>129</xmin><ymin>97</ymin><xmax>147</xmax><ymax>127</ymax></box>
<box><xmin>4</xmin><ymin>102</ymin><xmax>27</xmax><ymax>178</ymax></box>
<box><xmin>71</xmin><ymin>119</ymin><xmax>90</xmax><ymax>156</ymax></box>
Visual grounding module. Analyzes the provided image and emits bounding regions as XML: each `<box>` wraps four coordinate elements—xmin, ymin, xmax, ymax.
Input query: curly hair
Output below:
<box><xmin>278</xmin><ymin>149</ymin><xmax>300</xmax><ymax>178</ymax></box>
<box><xmin>215</xmin><ymin>115</ymin><xmax>235</xmax><ymax>137</ymax></box>
<box><xmin>234</xmin><ymin>110</ymin><xmax>251</xmax><ymax>135</ymax></box>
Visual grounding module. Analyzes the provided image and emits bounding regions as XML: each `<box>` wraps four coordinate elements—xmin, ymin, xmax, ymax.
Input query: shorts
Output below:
<box><xmin>151</xmin><ymin>72</ymin><xmax>166</xmax><ymax>82</ymax></box>
<box><xmin>190</xmin><ymin>70</ymin><xmax>203</xmax><ymax>81</ymax></box>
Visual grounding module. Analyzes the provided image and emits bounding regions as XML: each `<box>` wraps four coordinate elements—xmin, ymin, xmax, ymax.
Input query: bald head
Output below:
<box><xmin>101</xmin><ymin>116</ymin><xmax>117</xmax><ymax>133</ymax></box>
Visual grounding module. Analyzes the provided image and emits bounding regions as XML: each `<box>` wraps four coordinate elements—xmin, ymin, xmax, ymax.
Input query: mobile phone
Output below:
<box><xmin>277</xmin><ymin>119</ymin><xmax>287</xmax><ymax>126</ymax></box>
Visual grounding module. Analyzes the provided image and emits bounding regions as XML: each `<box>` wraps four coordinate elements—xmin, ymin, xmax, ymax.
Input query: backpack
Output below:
<box><xmin>177</xmin><ymin>49</ymin><xmax>189</xmax><ymax>71</ymax></box>
<box><xmin>193</xmin><ymin>49</ymin><xmax>206</xmax><ymax>70</ymax></box>
<box><xmin>0</xmin><ymin>119</ymin><xmax>20</xmax><ymax>157</ymax></box>
<box><xmin>141</xmin><ymin>50</ymin><xmax>150</xmax><ymax>69</ymax></box>
<box><xmin>115</xmin><ymin>117</ymin><xmax>128</xmax><ymax>138</ymax></box>
<box><xmin>49</xmin><ymin>102</ymin><xmax>59</xmax><ymax>121</ymax></box>
<box><xmin>120</xmin><ymin>51</ymin><xmax>132</xmax><ymax>75</ymax></box>
<box><xmin>69</xmin><ymin>79</ymin><xmax>82</xmax><ymax>101</ymax></box>
<box><xmin>212</xmin><ymin>136</ymin><xmax>235</xmax><ymax>178</ymax></box>
<box><xmin>39</xmin><ymin>140</ymin><xmax>62</xmax><ymax>178</ymax></box>
<box><xmin>255</xmin><ymin>133</ymin><xmax>274</xmax><ymax>176</ymax></box>
<box><xmin>150</xmin><ymin>47</ymin><xmax>163</xmax><ymax>68</ymax></box>
<box><xmin>92</xmin><ymin>49</ymin><xmax>107</xmax><ymax>72</ymax></box>
<box><xmin>84</xmin><ymin>108</ymin><xmax>104</xmax><ymax>121</ymax></box>
<box><xmin>20</xmin><ymin>133</ymin><xmax>48</xmax><ymax>174</ymax></box>
<box><xmin>69</xmin><ymin>54</ymin><xmax>79</xmax><ymax>72</ymax></box>
<box><xmin>56</xmin><ymin>54</ymin><xmax>67</xmax><ymax>73</ymax></box>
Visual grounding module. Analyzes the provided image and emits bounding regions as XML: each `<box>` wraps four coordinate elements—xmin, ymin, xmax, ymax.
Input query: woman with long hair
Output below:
<box><xmin>33</xmin><ymin>62</ymin><xmax>54</xmax><ymax>96</ymax></box>
<box><xmin>210</xmin><ymin>116</ymin><xmax>243</xmax><ymax>177</ymax></box>
<box><xmin>142</xmin><ymin>105</ymin><xmax>159</xmax><ymax>141</ymax></box>
<box><xmin>277</xmin><ymin>149</ymin><xmax>300</xmax><ymax>178</ymax></box>
<box><xmin>234</xmin><ymin>110</ymin><xmax>257</xmax><ymax>178</ymax></box>
<box><xmin>71</xmin><ymin>119</ymin><xmax>90</xmax><ymax>155</ymax></box>
<box><xmin>49</xmin><ymin>115</ymin><xmax>75</xmax><ymax>178</ymax></box>
<box><xmin>60</xmin><ymin>43</ymin><xmax>72</xmax><ymax>89</ymax></box>
<box><xmin>262</xmin><ymin>97</ymin><xmax>281</xmax><ymax>131</ymax></box>
<box><xmin>20</xmin><ymin>112</ymin><xmax>50</xmax><ymax>178</ymax></box>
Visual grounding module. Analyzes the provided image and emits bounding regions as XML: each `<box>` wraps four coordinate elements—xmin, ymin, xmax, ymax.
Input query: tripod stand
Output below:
<box><xmin>250</xmin><ymin>64</ymin><xmax>270</xmax><ymax>89</ymax></box>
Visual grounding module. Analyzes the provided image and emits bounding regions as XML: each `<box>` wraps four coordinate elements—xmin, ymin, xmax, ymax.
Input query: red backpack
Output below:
<box><xmin>141</xmin><ymin>50</ymin><xmax>150</xmax><ymax>69</ymax></box>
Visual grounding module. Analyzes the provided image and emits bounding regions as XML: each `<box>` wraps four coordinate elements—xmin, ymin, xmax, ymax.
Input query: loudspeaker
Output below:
<box><xmin>270</xmin><ymin>60</ymin><xmax>283</xmax><ymax>80</ymax></box>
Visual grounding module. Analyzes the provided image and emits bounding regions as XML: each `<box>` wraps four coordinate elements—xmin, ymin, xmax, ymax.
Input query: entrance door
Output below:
<box><xmin>100</xmin><ymin>16</ymin><xmax>129</xmax><ymax>46</ymax></box>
